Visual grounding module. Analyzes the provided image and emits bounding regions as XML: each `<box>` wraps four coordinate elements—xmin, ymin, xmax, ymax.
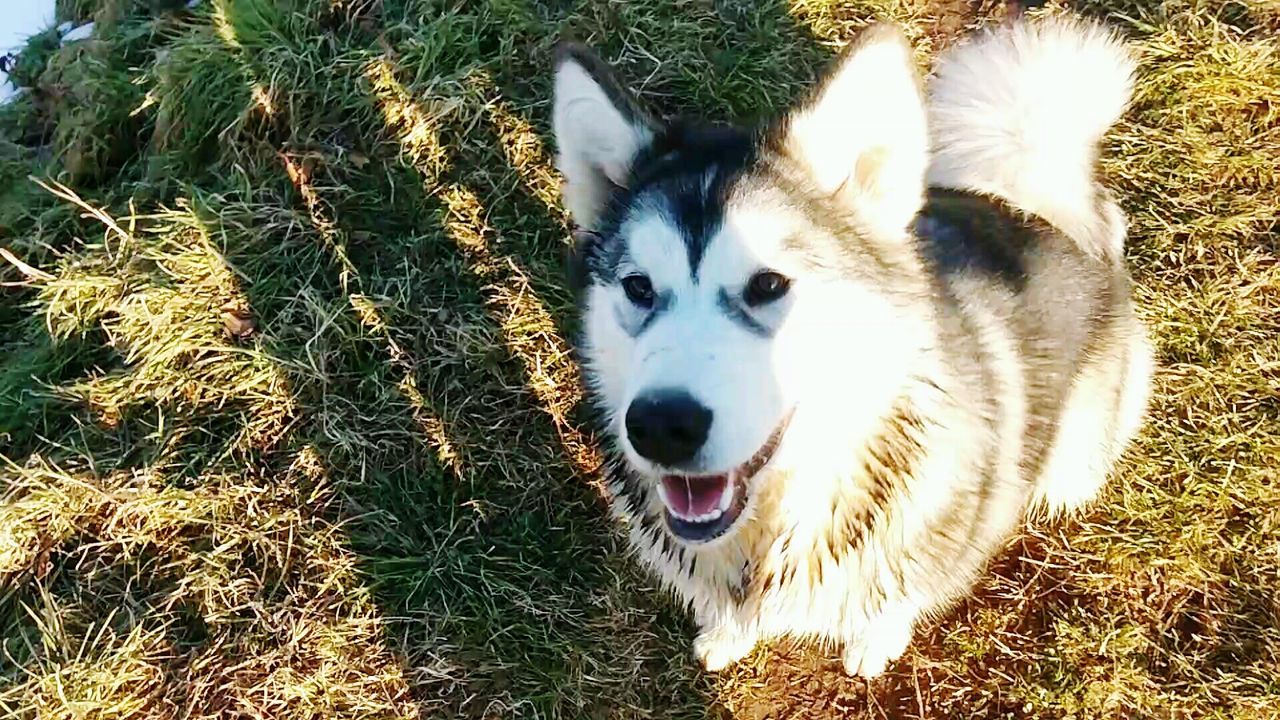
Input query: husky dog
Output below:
<box><xmin>551</xmin><ymin>17</ymin><xmax>1153</xmax><ymax>677</ymax></box>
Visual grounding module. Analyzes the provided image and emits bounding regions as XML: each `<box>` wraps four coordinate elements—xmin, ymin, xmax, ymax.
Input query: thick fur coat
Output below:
<box><xmin>552</xmin><ymin>17</ymin><xmax>1153</xmax><ymax>676</ymax></box>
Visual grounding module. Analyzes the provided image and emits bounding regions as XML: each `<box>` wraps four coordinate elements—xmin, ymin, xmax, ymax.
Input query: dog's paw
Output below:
<box><xmin>693</xmin><ymin>626</ymin><xmax>757</xmax><ymax>672</ymax></box>
<box><xmin>841</xmin><ymin>618</ymin><xmax>913</xmax><ymax>678</ymax></box>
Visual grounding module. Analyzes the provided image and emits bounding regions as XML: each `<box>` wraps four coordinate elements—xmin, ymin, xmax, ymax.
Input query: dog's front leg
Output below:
<box><xmin>692</xmin><ymin>609</ymin><xmax>759</xmax><ymax>672</ymax></box>
<box><xmin>841</xmin><ymin>600</ymin><xmax>919</xmax><ymax>678</ymax></box>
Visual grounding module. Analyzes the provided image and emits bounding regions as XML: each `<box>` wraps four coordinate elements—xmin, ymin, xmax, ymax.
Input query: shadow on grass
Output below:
<box><xmin>201</xmin><ymin>0</ymin><xmax>837</xmax><ymax>717</ymax></box>
<box><xmin>17</xmin><ymin>1</ymin><xmax>1273</xmax><ymax>718</ymax></box>
<box><xmin>0</xmin><ymin>1</ymin><xmax>1132</xmax><ymax>717</ymax></box>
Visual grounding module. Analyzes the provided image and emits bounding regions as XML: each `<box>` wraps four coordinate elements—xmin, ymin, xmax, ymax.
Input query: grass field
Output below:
<box><xmin>1</xmin><ymin>0</ymin><xmax>1277</xmax><ymax>717</ymax></box>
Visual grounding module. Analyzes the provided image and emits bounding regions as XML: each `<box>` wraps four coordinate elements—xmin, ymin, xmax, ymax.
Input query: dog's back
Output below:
<box><xmin>922</xmin><ymin>18</ymin><xmax>1154</xmax><ymax>513</ymax></box>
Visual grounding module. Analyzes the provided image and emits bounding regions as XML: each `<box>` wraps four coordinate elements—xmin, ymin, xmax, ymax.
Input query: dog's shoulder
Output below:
<box><xmin>915</xmin><ymin>188</ymin><xmax>1090</xmax><ymax>290</ymax></box>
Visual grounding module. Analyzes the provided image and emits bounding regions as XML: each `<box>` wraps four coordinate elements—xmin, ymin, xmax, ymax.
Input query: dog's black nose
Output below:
<box><xmin>625</xmin><ymin>390</ymin><xmax>713</xmax><ymax>467</ymax></box>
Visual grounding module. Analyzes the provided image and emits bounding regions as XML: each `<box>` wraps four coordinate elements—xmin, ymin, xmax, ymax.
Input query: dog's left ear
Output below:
<box><xmin>552</xmin><ymin>44</ymin><xmax>658</xmax><ymax>231</ymax></box>
<box><xmin>776</xmin><ymin>24</ymin><xmax>927</xmax><ymax>238</ymax></box>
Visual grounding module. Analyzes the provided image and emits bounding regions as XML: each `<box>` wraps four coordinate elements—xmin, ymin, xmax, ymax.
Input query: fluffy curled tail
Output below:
<box><xmin>926</xmin><ymin>17</ymin><xmax>1136</xmax><ymax>256</ymax></box>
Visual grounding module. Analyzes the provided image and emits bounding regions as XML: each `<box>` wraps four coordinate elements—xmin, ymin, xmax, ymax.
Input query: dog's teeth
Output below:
<box><xmin>680</xmin><ymin>486</ymin><xmax>733</xmax><ymax>523</ymax></box>
<box><xmin>687</xmin><ymin>506</ymin><xmax>724</xmax><ymax>523</ymax></box>
<box><xmin>718</xmin><ymin>480</ymin><xmax>735</xmax><ymax>512</ymax></box>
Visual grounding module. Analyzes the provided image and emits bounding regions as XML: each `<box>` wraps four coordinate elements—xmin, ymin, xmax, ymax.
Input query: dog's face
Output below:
<box><xmin>553</xmin><ymin>27</ymin><xmax>931</xmax><ymax>546</ymax></box>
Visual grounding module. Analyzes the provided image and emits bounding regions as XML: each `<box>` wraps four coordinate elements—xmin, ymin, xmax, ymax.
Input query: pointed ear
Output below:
<box><xmin>777</xmin><ymin>25</ymin><xmax>927</xmax><ymax>237</ymax></box>
<box><xmin>552</xmin><ymin>44</ymin><xmax>657</xmax><ymax>230</ymax></box>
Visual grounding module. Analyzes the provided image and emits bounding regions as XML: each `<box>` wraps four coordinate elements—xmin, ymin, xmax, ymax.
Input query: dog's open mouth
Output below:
<box><xmin>657</xmin><ymin>416</ymin><xmax>791</xmax><ymax>543</ymax></box>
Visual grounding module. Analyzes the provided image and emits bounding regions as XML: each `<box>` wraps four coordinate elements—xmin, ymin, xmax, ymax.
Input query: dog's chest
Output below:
<box><xmin>680</xmin><ymin>492</ymin><xmax>888</xmax><ymax>633</ymax></box>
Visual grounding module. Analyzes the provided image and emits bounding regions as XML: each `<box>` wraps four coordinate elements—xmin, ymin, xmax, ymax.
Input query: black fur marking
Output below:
<box><xmin>716</xmin><ymin>289</ymin><xmax>771</xmax><ymax>337</ymax></box>
<box><xmin>642</xmin><ymin>520</ymin><xmax>664</xmax><ymax>559</ymax></box>
<box><xmin>582</xmin><ymin>122</ymin><xmax>757</xmax><ymax>285</ymax></box>
<box><xmin>630</xmin><ymin>123</ymin><xmax>758</xmax><ymax>276</ymax></box>
<box><xmin>608</xmin><ymin>462</ymin><xmax>648</xmax><ymax>520</ymax></box>
<box><xmin>566</xmin><ymin>230</ymin><xmax>599</xmax><ymax>294</ymax></box>
<box><xmin>579</xmin><ymin>227</ymin><xmax>629</xmax><ymax>290</ymax></box>
<box><xmin>729</xmin><ymin>571</ymin><xmax>748</xmax><ymax>606</ymax></box>
<box><xmin>915</xmin><ymin>190</ymin><xmax>1039</xmax><ymax>292</ymax></box>
<box><xmin>919</xmin><ymin>188</ymin><xmax>1125</xmax><ymax>484</ymax></box>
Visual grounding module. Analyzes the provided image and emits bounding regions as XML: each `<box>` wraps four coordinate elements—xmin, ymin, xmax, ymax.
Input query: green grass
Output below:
<box><xmin>1</xmin><ymin>0</ymin><xmax>1277</xmax><ymax>717</ymax></box>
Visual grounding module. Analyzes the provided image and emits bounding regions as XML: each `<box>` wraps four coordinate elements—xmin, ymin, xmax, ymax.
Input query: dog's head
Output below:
<box><xmin>553</xmin><ymin>26</ymin><xmax>932</xmax><ymax>546</ymax></box>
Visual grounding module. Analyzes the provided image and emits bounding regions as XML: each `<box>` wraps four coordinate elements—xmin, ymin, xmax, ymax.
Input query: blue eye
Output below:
<box><xmin>744</xmin><ymin>271</ymin><xmax>790</xmax><ymax>306</ymax></box>
<box><xmin>621</xmin><ymin>275</ymin><xmax>655</xmax><ymax>308</ymax></box>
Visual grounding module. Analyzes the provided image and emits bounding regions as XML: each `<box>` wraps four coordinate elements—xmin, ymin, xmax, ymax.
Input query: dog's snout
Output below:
<box><xmin>625</xmin><ymin>390</ymin><xmax>713</xmax><ymax>467</ymax></box>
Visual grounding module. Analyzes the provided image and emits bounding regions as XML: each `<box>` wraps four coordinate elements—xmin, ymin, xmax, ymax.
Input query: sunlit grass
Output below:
<box><xmin>1</xmin><ymin>0</ymin><xmax>1277</xmax><ymax>718</ymax></box>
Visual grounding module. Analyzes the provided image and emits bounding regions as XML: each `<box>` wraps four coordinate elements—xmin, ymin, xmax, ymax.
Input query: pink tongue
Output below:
<box><xmin>661</xmin><ymin>475</ymin><xmax>729</xmax><ymax>518</ymax></box>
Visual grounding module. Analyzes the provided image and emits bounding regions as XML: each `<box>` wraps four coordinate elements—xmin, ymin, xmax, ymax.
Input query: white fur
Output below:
<box><xmin>557</xmin><ymin>18</ymin><xmax>1151</xmax><ymax>680</ymax></box>
<box><xmin>1033</xmin><ymin>327</ymin><xmax>1153</xmax><ymax>512</ymax></box>
<box><xmin>589</xmin><ymin>210</ymin><xmax>790</xmax><ymax>480</ymax></box>
<box><xmin>783</xmin><ymin>26</ymin><xmax>928</xmax><ymax>239</ymax></box>
<box><xmin>552</xmin><ymin>59</ymin><xmax>653</xmax><ymax>229</ymax></box>
<box><xmin>926</xmin><ymin>17</ymin><xmax>1136</xmax><ymax>255</ymax></box>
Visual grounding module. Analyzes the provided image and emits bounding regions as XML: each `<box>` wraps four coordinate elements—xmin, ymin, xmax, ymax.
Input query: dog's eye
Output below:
<box><xmin>621</xmin><ymin>274</ymin><xmax>655</xmax><ymax>308</ymax></box>
<box><xmin>744</xmin><ymin>271</ymin><xmax>791</xmax><ymax>306</ymax></box>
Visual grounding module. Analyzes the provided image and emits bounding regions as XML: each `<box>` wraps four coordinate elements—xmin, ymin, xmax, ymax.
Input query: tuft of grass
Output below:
<box><xmin>4</xmin><ymin>29</ymin><xmax>64</xmax><ymax>91</ymax></box>
<box><xmin>1</xmin><ymin>0</ymin><xmax>1277</xmax><ymax>718</ymax></box>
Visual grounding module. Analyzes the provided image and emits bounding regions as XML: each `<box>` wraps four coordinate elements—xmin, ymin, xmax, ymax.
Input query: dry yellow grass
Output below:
<box><xmin>1</xmin><ymin>0</ymin><xmax>1277</xmax><ymax>718</ymax></box>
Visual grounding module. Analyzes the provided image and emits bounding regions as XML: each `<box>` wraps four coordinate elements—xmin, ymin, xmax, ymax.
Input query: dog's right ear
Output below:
<box><xmin>553</xmin><ymin>44</ymin><xmax>657</xmax><ymax>230</ymax></box>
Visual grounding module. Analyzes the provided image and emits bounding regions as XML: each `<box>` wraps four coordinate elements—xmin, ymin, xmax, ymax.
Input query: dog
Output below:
<box><xmin>551</xmin><ymin>16</ymin><xmax>1153</xmax><ymax>677</ymax></box>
